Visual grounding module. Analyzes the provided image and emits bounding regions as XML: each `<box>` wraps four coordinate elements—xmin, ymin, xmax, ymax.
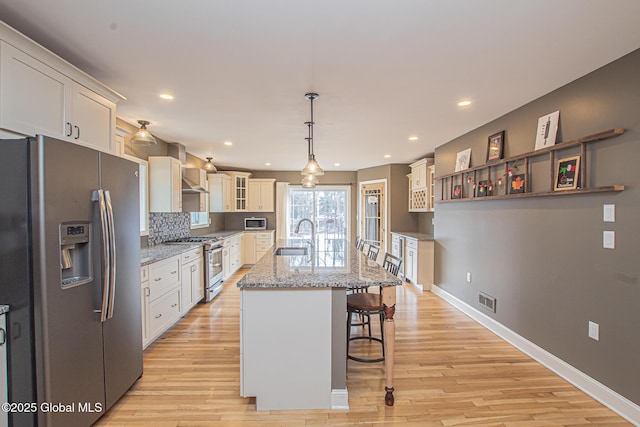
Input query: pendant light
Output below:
<box><xmin>204</xmin><ymin>157</ymin><xmax>217</xmax><ymax>172</ymax></box>
<box><xmin>301</xmin><ymin>93</ymin><xmax>324</xmax><ymax>176</ymax></box>
<box><xmin>131</xmin><ymin>120</ymin><xmax>157</xmax><ymax>145</ymax></box>
<box><xmin>302</xmin><ymin>173</ymin><xmax>318</xmax><ymax>188</ymax></box>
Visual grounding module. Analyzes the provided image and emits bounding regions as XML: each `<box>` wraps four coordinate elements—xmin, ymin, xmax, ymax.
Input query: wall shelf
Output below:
<box><xmin>435</xmin><ymin>128</ymin><xmax>625</xmax><ymax>204</ymax></box>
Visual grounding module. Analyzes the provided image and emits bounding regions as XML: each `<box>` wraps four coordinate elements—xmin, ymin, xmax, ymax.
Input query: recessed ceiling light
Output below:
<box><xmin>334</xmin><ymin>162</ymin><xmax>341</xmax><ymax>167</ymax></box>
<box><xmin>384</xmin><ymin>154</ymin><xmax>391</xmax><ymax>158</ymax></box>
<box><xmin>408</xmin><ymin>136</ymin><xmax>418</xmax><ymax>141</ymax></box>
<box><xmin>224</xmin><ymin>141</ymin><xmax>233</xmax><ymax>146</ymax></box>
<box><xmin>457</xmin><ymin>100</ymin><xmax>472</xmax><ymax>107</ymax></box>
<box><xmin>159</xmin><ymin>93</ymin><xmax>174</xmax><ymax>100</ymax></box>
<box><xmin>265</xmin><ymin>162</ymin><xmax>271</xmax><ymax>166</ymax></box>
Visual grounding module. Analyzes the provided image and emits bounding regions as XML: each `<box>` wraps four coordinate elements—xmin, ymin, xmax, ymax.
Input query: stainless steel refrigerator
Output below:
<box><xmin>0</xmin><ymin>135</ymin><xmax>143</xmax><ymax>426</ymax></box>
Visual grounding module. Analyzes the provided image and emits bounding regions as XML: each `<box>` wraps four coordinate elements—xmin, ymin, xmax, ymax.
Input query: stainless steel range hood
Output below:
<box><xmin>166</xmin><ymin>142</ymin><xmax>208</xmax><ymax>194</ymax></box>
<box><xmin>183</xmin><ymin>168</ymin><xmax>208</xmax><ymax>194</ymax></box>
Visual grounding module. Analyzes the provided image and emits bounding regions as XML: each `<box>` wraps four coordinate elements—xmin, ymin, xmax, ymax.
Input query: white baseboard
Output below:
<box><xmin>430</xmin><ymin>285</ymin><xmax>640</xmax><ymax>426</ymax></box>
<box><xmin>331</xmin><ymin>388</ymin><xmax>349</xmax><ymax>410</ymax></box>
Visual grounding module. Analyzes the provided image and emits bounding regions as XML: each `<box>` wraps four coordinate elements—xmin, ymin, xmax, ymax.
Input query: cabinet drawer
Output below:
<box><xmin>149</xmin><ymin>287</ymin><xmax>181</xmax><ymax>338</ymax></box>
<box><xmin>406</xmin><ymin>238</ymin><xmax>418</xmax><ymax>250</ymax></box>
<box><xmin>149</xmin><ymin>256</ymin><xmax>180</xmax><ymax>300</ymax></box>
<box><xmin>181</xmin><ymin>248</ymin><xmax>201</xmax><ymax>264</ymax></box>
<box><xmin>255</xmin><ymin>242</ymin><xmax>273</xmax><ymax>252</ymax></box>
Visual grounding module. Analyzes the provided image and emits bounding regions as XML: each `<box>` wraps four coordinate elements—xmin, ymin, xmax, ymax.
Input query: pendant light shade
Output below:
<box><xmin>300</xmin><ymin>93</ymin><xmax>324</xmax><ymax>177</ymax></box>
<box><xmin>204</xmin><ymin>157</ymin><xmax>217</xmax><ymax>172</ymax></box>
<box><xmin>301</xmin><ymin>173</ymin><xmax>318</xmax><ymax>188</ymax></box>
<box><xmin>131</xmin><ymin>120</ymin><xmax>157</xmax><ymax>145</ymax></box>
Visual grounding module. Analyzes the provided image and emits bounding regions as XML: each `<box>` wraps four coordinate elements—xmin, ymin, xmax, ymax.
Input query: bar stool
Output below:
<box><xmin>367</xmin><ymin>244</ymin><xmax>380</xmax><ymax>262</ymax></box>
<box><xmin>346</xmin><ymin>252</ymin><xmax>402</xmax><ymax>363</ymax></box>
<box><xmin>355</xmin><ymin>237</ymin><xmax>365</xmax><ymax>251</ymax></box>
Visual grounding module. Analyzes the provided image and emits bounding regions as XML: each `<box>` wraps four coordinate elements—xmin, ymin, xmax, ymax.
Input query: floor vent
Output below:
<box><xmin>479</xmin><ymin>292</ymin><xmax>496</xmax><ymax>313</ymax></box>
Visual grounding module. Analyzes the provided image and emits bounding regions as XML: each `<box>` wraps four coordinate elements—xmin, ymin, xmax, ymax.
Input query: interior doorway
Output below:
<box><xmin>359</xmin><ymin>180</ymin><xmax>387</xmax><ymax>254</ymax></box>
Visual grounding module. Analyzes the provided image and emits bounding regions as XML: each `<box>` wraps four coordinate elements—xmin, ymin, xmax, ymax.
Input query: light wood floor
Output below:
<box><xmin>96</xmin><ymin>269</ymin><xmax>630</xmax><ymax>426</ymax></box>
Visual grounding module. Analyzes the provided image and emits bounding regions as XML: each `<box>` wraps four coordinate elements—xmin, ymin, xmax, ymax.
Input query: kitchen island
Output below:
<box><xmin>237</xmin><ymin>238</ymin><xmax>402</xmax><ymax>410</ymax></box>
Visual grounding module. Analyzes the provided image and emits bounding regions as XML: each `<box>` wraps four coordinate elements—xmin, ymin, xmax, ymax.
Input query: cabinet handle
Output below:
<box><xmin>0</xmin><ymin>327</ymin><xmax>5</xmax><ymax>345</ymax></box>
<box><xmin>191</xmin><ymin>265</ymin><xmax>197</xmax><ymax>272</ymax></box>
<box><xmin>154</xmin><ymin>278</ymin><xmax>162</xmax><ymax>282</ymax></box>
<box><xmin>171</xmin><ymin>303</ymin><xmax>178</xmax><ymax>308</ymax></box>
<box><xmin>74</xmin><ymin>125</ymin><xmax>80</xmax><ymax>140</ymax></box>
<box><xmin>171</xmin><ymin>270</ymin><xmax>177</xmax><ymax>274</ymax></box>
<box><xmin>144</xmin><ymin>287</ymin><xmax>150</xmax><ymax>297</ymax></box>
<box><xmin>184</xmin><ymin>255</ymin><xmax>190</xmax><ymax>260</ymax></box>
<box><xmin>66</xmin><ymin>122</ymin><xmax>73</xmax><ymax>137</ymax></box>
<box><xmin>155</xmin><ymin>313</ymin><xmax>162</xmax><ymax>319</ymax></box>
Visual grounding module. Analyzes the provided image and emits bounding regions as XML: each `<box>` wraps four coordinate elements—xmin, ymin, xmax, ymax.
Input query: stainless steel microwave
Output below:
<box><xmin>244</xmin><ymin>217</ymin><xmax>267</xmax><ymax>230</ymax></box>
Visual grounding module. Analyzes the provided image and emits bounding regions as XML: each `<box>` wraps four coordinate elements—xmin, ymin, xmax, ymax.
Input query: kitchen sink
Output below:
<box><xmin>274</xmin><ymin>247</ymin><xmax>308</xmax><ymax>256</ymax></box>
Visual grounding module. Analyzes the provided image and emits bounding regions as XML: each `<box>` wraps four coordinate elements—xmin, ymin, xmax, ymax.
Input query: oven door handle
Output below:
<box><xmin>212</xmin><ymin>263</ymin><xmax>221</xmax><ymax>267</ymax></box>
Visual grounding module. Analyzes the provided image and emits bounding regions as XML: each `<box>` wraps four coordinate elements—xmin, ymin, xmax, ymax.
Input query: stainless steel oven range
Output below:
<box><xmin>165</xmin><ymin>236</ymin><xmax>224</xmax><ymax>302</ymax></box>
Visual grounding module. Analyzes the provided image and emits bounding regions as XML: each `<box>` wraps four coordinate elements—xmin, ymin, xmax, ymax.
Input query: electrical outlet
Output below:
<box><xmin>588</xmin><ymin>321</ymin><xmax>600</xmax><ymax>341</ymax></box>
<box><xmin>466</xmin><ymin>272</ymin><xmax>472</xmax><ymax>283</ymax></box>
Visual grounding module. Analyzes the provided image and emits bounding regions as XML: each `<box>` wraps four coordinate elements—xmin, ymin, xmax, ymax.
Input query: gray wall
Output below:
<box><xmin>434</xmin><ymin>48</ymin><xmax>640</xmax><ymax>405</ymax></box>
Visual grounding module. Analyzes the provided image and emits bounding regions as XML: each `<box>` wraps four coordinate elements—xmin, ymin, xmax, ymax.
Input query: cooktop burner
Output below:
<box><xmin>165</xmin><ymin>236</ymin><xmax>224</xmax><ymax>244</ymax></box>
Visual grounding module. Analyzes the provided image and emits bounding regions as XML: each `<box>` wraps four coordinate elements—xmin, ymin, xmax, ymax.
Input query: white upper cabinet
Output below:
<box><xmin>408</xmin><ymin>158</ymin><xmax>435</xmax><ymax>212</ymax></box>
<box><xmin>248</xmin><ymin>179</ymin><xmax>275</xmax><ymax>212</ymax></box>
<box><xmin>149</xmin><ymin>157</ymin><xmax>182</xmax><ymax>213</ymax></box>
<box><xmin>208</xmin><ymin>173</ymin><xmax>232</xmax><ymax>212</ymax></box>
<box><xmin>219</xmin><ymin>171</ymin><xmax>251</xmax><ymax>212</ymax></box>
<box><xmin>0</xmin><ymin>23</ymin><xmax>122</xmax><ymax>154</ymax></box>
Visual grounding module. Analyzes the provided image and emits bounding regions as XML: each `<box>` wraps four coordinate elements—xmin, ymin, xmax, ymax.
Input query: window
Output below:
<box><xmin>190</xmin><ymin>211</ymin><xmax>209</xmax><ymax>229</ymax></box>
<box><xmin>191</xmin><ymin>180</ymin><xmax>210</xmax><ymax>229</ymax></box>
<box><xmin>288</xmin><ymin>186</ymin><xmax>350</xmax><ymax>267</ymax></box>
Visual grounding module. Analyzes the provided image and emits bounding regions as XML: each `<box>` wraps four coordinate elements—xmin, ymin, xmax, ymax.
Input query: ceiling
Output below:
<box><xmin>1</xmin><ymin>1</ymin><xmax>640</xmax><ymax>172</ymax></box>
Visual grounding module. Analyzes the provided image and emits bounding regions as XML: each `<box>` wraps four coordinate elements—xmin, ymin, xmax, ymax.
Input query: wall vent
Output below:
<box><xmin>479</xmin><ymin>292</ymin><xmax>496</xmax><ymax>313</ymax></box>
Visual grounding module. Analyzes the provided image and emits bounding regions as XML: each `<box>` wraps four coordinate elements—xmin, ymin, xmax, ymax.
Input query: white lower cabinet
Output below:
<box><xmin>149</xmin><ymin>287</ymin><xmax>181</xmax><ymax>339</ymax></box>
<box><xmin>142</xmin><ymin>250</ymin><xmax>204</xmax><ymax>349</ymax></box>
<box><xmin>223</xmin><ymin>233</ymin><xmax>243</xmax><ymax>280</ymax></box>
<box><xmin>180</xmin><ymin>248</ymin><xmax>203</xmax><ymax>314</ymax></box>
<box><xmin>243</xmin><ymin>231</ymin><xmax>274</xmax><ymax>265</ymax></box>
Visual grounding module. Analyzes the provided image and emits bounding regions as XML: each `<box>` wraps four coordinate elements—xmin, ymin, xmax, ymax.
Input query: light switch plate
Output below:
<box><xmin>588</xmin><ymin>321</ymin><xmax>600</xmax><ymax>341</ymax></box>
<box><xmin>603</xmin><ymin>204</ymin><xmax>615</xmax><ymax>222</ymax></box>
<box><xmin>603</xmin><ymin>231</ymin><xmax>615</xmax><ymax>249</ymax></box>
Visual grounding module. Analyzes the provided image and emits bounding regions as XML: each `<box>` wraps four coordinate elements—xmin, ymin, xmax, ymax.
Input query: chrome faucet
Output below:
<box><xmin>294</xmin><ymin>218</ymin><xmax>315</xmax><ymax>247</ymax></box>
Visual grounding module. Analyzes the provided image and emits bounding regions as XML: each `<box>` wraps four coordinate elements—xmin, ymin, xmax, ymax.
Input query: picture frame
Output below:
<box><xmin>455</xmin><ymin>148</ymin><xmax>472</xmax><ymax>172</ymax></box>
<box><xmin>452</xmin><ymin>184</ymin><xmax>462</xmax><ymax>199</ymax></box>
<box><xmin>534</xmin><ymin>110</ymin><xmax>560</xmax><ymax>150</ymax></box>
<box><xmin>509</xmin><ymin>174</ymin><xmax>526</xmax><ymax>194</ymax></box>
<box><xmin>486</xmin><ymin>130</ymin><xmax>505</xmax><ymax>163</ymax></box>
<box><xmin>555</xmin><ymin>155</ymin><xmax>580</xmax><ymax>191</ymax></box>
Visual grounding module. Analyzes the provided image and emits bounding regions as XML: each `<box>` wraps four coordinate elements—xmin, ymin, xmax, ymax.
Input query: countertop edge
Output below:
<box><xmin>0</xmin><ymin>305</ymin><xmax>9</xmax><ymax>314</ymax></box>
<box><xmin>391</xmin><ymin>231</ymin><xmax>434</xmax><ymax>241</ymax></box>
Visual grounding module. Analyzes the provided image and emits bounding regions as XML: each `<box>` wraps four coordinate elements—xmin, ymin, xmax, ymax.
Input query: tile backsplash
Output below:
<box><xmin>148</xmin><ymin>212</ymin><xmax>190</xmax><ymax>246</ymax></box>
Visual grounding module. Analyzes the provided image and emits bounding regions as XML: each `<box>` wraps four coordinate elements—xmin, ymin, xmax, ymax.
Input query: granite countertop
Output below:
<box><xmin>237</xmin><ymin>238</ymin><xmax>402</xmax><ymax>289</ymax></box>
<box><xmin>391</xmin><ymin>231</ymin><xmax>434</xmax><ymax>241</ymax></box>
<box><xmin>141</xmin><ymin>243</ymin><xmax>201</xmax><ymax>266</ymax></box>
<box><xmin>0</xmin><ymin>305</ymin><xmax>9</xmax><ymax>315</ymax></box>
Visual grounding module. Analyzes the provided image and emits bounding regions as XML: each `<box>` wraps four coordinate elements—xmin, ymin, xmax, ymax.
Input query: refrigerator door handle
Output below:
<box><xmin>104</xmin><ymin>190</ymin><xmax>117</xmax><ymax>320</ymax></box>
<box><xmin>94</xmin><ymin>189</ymin><xmax>111</xmax><ymax>322</ymax></box>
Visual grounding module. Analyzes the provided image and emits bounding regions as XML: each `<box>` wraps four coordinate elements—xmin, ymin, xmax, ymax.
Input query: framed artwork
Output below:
<box><xmin>486</xmin><ymin>130</ymin><xmax>505</xmax><ymax>163</ymax></box>
<box><xmin>555</xmin><ymin>155</ymin><xmax>580</xmax><ymax>191</ymax></box>
<box><xmin>476</xmin><ymin>180</ymin><xmax>488</xmax><ymax>197</ymax></box>
<box><xmin>509</xmin><ymin>174</ymin><xmax>526</xmax><ymax>194</ymax></box>
<box><xmin>452</xmin><ymin>184</ymin><xmax>462</xmax><ymax>199</ymax></box>
<box><xmin>455</xmin><ymin>148</ymin><xmax>472</xmax><ymax>172</ymax></box>
<box><xmin>534</xmin><ymin>110</ymin><xmax>560</xmax><ymax>150</ymax></box>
